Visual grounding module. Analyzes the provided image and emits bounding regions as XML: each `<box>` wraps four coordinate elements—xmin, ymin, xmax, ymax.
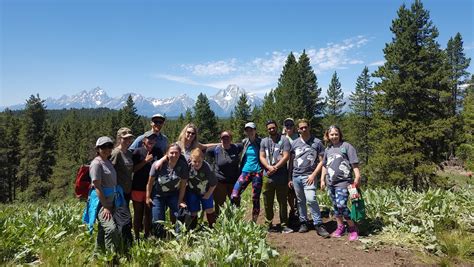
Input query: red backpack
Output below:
<box><xmin>74</xmin><ymin>165</ymin><xmax>91</xmax><ymax>200</ymax></box>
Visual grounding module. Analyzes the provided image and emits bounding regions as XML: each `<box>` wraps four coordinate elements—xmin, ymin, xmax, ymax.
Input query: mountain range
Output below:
<box><xmin>5</xmin><ymin>85</ymin><xmax>263</xmax><ymax>117</ymax></box>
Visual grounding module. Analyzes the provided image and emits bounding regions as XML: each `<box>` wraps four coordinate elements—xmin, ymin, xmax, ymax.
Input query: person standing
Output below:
<box><xmin>259</xmin><ymin>120</ymin><xmax>292</xmax><ymax>233</ymax></box>
<box><xmin>130</xmin><ymin>113</ymin><xmax>168</xmax><ymax>159</ymax></box>
<box><xmin>131</xmin><ymin>132</ymin><xmax>157</xmax><ymax>239</ymax></box>
<box><xmin>290</xmin><ymin>119</ymin><xmax>329</xmax><ymax>237</ymax></box>
<box><xmin>110</xmin><ymin>127</ymin><xmax>135</xmax><ymax>203</ymax></box>
<box><xmin>321</xmin><ymin>125</ymin><xmax>361</xmax><ymax>241</ymax></box>
<box><xmin>282</xmin><ymin>118</ymin><xmax>299</xmax><ymax>223</ymax></box>
<box><xmin>176</xmin><ymin>123</ymin><xmax>218</xmax><ymax>161</ymax></box>
<box><xmin>88</xmin><ymin>136</ymin><xmax>132</xmax><ymax>256</ymax></box>
<box><xmin>231</xmin><ymin>122</ymin><xmax>263</xmax><ymax>222</ymax></box>
<box><xmin>206</xmin><ymin>130</ymin><xmax>243</xmax><ymax>215</ymax></box>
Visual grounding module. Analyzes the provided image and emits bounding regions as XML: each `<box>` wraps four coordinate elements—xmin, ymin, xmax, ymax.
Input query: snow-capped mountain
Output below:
<box><xmin>209</xmin><ymin>84</ymin><xmax>262</xmax><ymax>115</ymax></box>
<box><xmin>5</xmin><ymin>86</ymin><xmax>262</xmax><ymax>117</ymax></box>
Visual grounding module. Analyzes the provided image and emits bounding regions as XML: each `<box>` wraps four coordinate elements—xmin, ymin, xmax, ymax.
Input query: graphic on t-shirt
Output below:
<box><xmin>157</xmin><ymin>169</ymin><xmax>180</xmax><ymax>192</ymax></box>
<box><xmin>295</xmin><ymin>147</ymin><xmax>315</xmax><ymax>168</ymax></box>
<box><xmin>189</xmin><ymin>168</ymin><xmax>207</xmax><ymax>194</ymax></box>
<box><xmin>326</xmin><ymin>154</ymin><xmax>351</xmax><ymax>183</ymax></box>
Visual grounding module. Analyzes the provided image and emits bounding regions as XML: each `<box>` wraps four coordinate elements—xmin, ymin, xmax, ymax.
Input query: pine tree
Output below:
<box><xmin>231</xmin><ymin>94</ymin><xmax>251</xmax><ymax>141</ymax></box>
<box><xmin>184</xmin><ymin>108</ymin><xmax>193</xmax><ymax>123</ymax></box>
<box><xmin>324</xmin><ymin>71</ymin><xmax>345</xmax><ymax>125</ymax></box>
<box><xmin>349</xmin><ymin>66</ymin><xmax>374</xmax><ymax>165</ymax></box>
<box><xmin>0</xmin><ymin>109</ymin><xmax>20</xmax><ymax>202</ymax></box>
<box><xmin>459</xmin><ymin>75</ymin><xmax>474</xmax><ymax>170</ymax></box>
<box><xmin>273</xmin><ymin>53</ymin><xmax>304</xmax><ymax>124</ymax></box>
<box><xmin>17</xmin><ymin>95</ymin><xmax>55</xmax><ymax>200</ymax></box>
<box><xmin>446</xmin><ymin>33</ymin><xmax>471</xmax><ymax>156</ymax></box>
<box><xmin>193</xmin><ymin>93</ymin><xmax>218</xmax><ymax>143</ymax></box>
<box><xmin>298</xmin><ymin>50</ymin><xmax>324</xmax><ymax>134</ymax></box>
<box><xmin>120</xmin><ymin>95</ymin><xmax>142</xmax><ymax>136</ymax></box>
<box><xmin>49</xmin><ymin>111</ymin><xmax>83</xmax><ymax>200</ymax></box>
<box><xmin>368</xmin><ymin>0</ymin><xmax>451</xmax><ymax>190</ymax></box>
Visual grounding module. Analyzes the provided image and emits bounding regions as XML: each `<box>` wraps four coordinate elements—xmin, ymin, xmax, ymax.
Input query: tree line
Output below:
<box><xmin>0</xmin><ymin>0</ymin><xmax>472</xmax><ymax>202</ymax></box>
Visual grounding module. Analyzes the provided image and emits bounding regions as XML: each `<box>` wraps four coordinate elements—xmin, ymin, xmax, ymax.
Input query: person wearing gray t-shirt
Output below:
<box><xmin>290</xmin><ymin>119</ymin><xmax>329</xmax><ymax>237</ymax></box>
<box><xmin>259</xmin><ymin>120</ymin><xmax>292</xmax><ymax>233</ymax></box>
<box><xmin>321</xmin><ymin>125</ymin><xmax>361</xmax><ymax>241</ymax></box>
<box><xmin>90</xmin><ymin>136</ymin><xmax>132</xmax><ymax>255</ymax></box>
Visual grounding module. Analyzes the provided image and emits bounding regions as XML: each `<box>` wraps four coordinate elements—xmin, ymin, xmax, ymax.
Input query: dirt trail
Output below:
<box><xmin>252</xmin><ymin>212</ymin><xmax>418</xmax><ymax>266</ymax></box>
<box><xmin>266</xmin><ymin>228</ymin><xmax>416</xmax><ymax>266</ymax></box>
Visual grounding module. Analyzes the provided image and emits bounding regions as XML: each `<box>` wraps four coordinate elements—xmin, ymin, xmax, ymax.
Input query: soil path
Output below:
<box><xmin>254</xmin><ymin>213</ymin><xmax>418</xmax><ymax>266</ymax></box>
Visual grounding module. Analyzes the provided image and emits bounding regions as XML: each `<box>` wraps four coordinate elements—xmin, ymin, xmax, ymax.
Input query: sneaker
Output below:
<box><xmin>315</xmin><ymin>224</ymin><xmax>330</xmax><ymax>238</ymax></box>
<box><xmin>298</xmin><ymin>223</ymin><xmax>309</xmax><ymax>233</ymax></box>
<box><xmin>281</xmin><ymin>226</ymin><xmax>294</xmax><ymax>233</ymax></box>
<box><xmin>331</xmin><ymin>224</ymin><xmax>346</xmax><ymax>238</ymax></box>
<box><xmin>348</xmin><ymin>226</ymin><xmax>359</xmax><ymax>241</ymax></box>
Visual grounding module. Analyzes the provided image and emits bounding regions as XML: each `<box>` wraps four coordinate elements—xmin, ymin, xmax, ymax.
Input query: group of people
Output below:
<box><xmin>86</xmin><ymin>113</ymin><xmax>362</xmax><ymax>255</ymax></box>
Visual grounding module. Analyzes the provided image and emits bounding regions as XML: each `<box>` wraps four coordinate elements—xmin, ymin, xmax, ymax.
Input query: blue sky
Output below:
<box><xmin>1</xmin><ymin>0</ymin><xmax>473</xmax><ymax>107</ymax></box>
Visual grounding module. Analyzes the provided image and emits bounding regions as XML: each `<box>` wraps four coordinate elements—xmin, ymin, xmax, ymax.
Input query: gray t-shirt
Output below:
<box><xmin>110</xmin><ymin>147</ymin><xmax>134</xmax><ymax>194</ymax></box>
<box><xmin>187</xmin><ymin>161</ymin><xmax>217</xmax><ymax>195</ymax></box>
<box><xmin>90</xmin><ymin>156</ymin><xmax>117</xmax><ymax>207</ymax></box>
<box><xmin>323</xmin><ymin>142</ymin><xmax>359</xmax><ymax>188</ymax></box>
<box><xmin>260</xmin><ymin>135</ymin><xmax>291</xmax><ymax>184</ymax></box>
<box><xmin>291</xmin><ymin>136</ymin><xmax>325</xmax><ymax>177</ymax></box>
<box><xmin>149</xmin><ymin>158</ymin><xmax>189</xmax><ymax>197</ymax></box>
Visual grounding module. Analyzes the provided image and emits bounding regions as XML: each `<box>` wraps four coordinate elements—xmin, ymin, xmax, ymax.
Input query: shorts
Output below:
<box><xmin>131</xmin><ymin>190</ymin><xmax>146</xmax><ymax>203</ymax></box>
<box><xmin>186</xmin><ymin>190</ymin><xmax>214</xmax><ymax>213</ymax></box>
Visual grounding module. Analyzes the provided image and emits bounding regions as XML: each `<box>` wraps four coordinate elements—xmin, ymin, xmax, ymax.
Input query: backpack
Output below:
<box><xmin>74</xmin><ymin>165</ymin><xmax>91</xmax><ymax>200</ymax></box>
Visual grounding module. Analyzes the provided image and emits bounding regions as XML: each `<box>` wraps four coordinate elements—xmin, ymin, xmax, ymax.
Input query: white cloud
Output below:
<box><xmin>153</xmin><ymin>36</ymin><xmax>370</xmax><ymax>94</ymax></box>
<box><xmin>182</xmin><ymin>59</ymin><xmax>237</xmax><ymax>76</ymax></box>
<box><xmin>369</xmin><ymin>60</ymin><xmax>385</xmax><ymax>66</ymax></box>
<box><xmin>152</xmin><ymin>74</ymin><xmax>201</xmax><ymax>86</ymax></box>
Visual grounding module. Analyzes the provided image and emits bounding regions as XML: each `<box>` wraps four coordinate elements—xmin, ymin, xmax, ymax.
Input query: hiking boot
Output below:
<box><xmin>315</xmin><ymin>224</ymin><xmax>330</xmax><ymax>238</ymax></box>
<box><xmin>298</xmin><ymin>223</ymin><xmax>309</xmax><ymax>233</ymax></box>
<box><xmin>348</xmin><ymin>226</ymin><xmax>359</xmax><ymax>241</ymax></box>
<box><xmin>331</xmin><ymin>224</ymin><xmax>346</xmax><ymax>238</ymax></box>
<box><xmin>267</xmin><ymin>224</ymin><xmax>279</xmax><ymax>233</ymax></box>
<box><xmin>281</xmin><ymin>226</ymin><xmax>294</xmax><ymax>233</ymax></box>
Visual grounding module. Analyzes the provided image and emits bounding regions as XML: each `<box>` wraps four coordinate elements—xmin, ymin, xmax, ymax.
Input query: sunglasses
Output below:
<box><xmin>220</xmin><ymin>135</ymin><xmax>231</xmax><ymax>139</ymax></box>
<box><xmin>152</xmin><ymin>120</ymin><xmax>164</xmax><ymax>125</ymax></box>
<box><xmin>299</xmin><ymin>126</ymin><xmax>308</xmax><ymax>130</ymax></box>
<box><xmin>186</xmin><ymin>131</ymin><xmax>196</xmax><ymax>136</ymax></box>
<box><xmin>267</xmin><ymin>126</ymin><xmax>276</xmax><ymax>131</ymax></box>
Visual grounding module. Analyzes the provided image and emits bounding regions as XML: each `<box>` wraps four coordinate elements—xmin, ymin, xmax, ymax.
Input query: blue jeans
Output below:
<box><xmin>292</xmin><ymin>175</ymin><xmax>323</xmax><ymax>225</ymax></box>
<box><xmin>151</xmin><ymin>192</ymin><xmax>179</xmax><ymax>237</ymax></box>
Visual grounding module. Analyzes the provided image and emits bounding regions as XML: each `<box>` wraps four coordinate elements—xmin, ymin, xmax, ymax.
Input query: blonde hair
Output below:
<box><xmin>190</xmin><ymin>147</ymin><xmax>204</xmax><ymax>160</ymax></box>
<box><xmin>177</xmin><ymin>123</ymin><xmax>199</xmax><ymax>151</ymax></box>
<box><xmin>323</xmin><ymin>125</ymin><xmax>344</xmax><ymax>145</ymax></box>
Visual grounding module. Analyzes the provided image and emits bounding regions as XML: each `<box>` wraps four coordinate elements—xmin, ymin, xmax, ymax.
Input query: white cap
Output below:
<box><xmin>244</xmin><ymin>122</ymin><xmax>256</xmax><ymax>129</ymax></box>
<box><xmin>151</xmin><ymin>113</ymin><xmax>166</xmax><ymax>121</ymax></box>
<box><xmin>95</xmin><ymin>136</ymin><xmax>114</xmax><ymax>147</ymax></box>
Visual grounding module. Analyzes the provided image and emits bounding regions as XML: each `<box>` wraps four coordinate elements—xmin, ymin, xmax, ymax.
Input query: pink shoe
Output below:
<box><xmin>348</xmin><ymin>226</ymin><xmax>359</xmax><ymax>241</ymax></box>
<box><xmin>331</xmin><ymin>224</ymin><xmax>345</xmax><ymax>238</ymax></box>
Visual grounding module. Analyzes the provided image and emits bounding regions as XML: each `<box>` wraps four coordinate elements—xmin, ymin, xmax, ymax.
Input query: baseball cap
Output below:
<box><xmin>244</xmin><ymin>122</ymin><xmax>256</xmax><ymax>129</ymax></box>
<box><xmin>151</xmin><ymin>113</ymin><xmax>166</xmax><ymax>121</ymax></box>
<box><xmin>144</xmin><ymin>131</ymin><xmax>158</xmax><ymax>139</ymax></box>
<box><xmin>284</xmin><ymin>118</ymin><xmax>295</xmax><ymax>127</ymax></box>
<box><xmin>117</xmin><ymin>127</ymin><xmax>134</xmax><ymax>138</ymax></box>
<box><xmin>96</xmin><ymin>136</ymin><xmax>114</xmax><ymax>147</ymax></box>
